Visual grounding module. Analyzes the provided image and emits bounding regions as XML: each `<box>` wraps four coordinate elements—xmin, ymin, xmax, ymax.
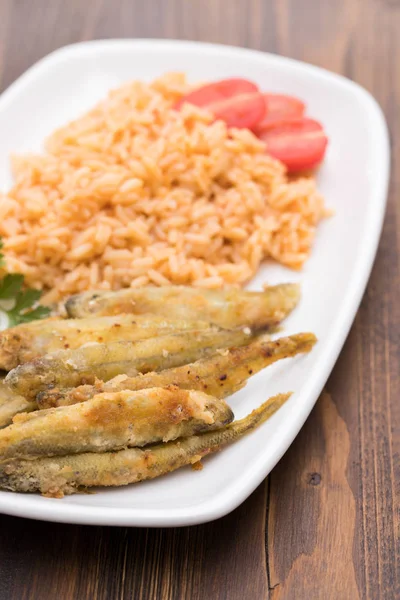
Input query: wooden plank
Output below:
<box><xmin>268</xmin><ymin>391</ymin><xmax>360</xmax><ymax>598</ymax></box>
<box><xmin>0</xmin><ymin>482</ymin><xmax>269</xmax><ymax>600</ymax></box>
<box><xmin>266</xmin><ymin>1</ymin><xmax>400</xmax><ymax>598</ymax></box>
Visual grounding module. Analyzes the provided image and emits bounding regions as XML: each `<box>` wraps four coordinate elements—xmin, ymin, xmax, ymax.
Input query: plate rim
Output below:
<box><xmin>0</xmin><ymin>38</ymin><xmax>390</xmax><ymax>527</ymax></box>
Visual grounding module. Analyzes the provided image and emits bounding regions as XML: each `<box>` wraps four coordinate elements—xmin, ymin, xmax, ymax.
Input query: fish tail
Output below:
<box><xmin>287</xmin><ymin>332</ymin><xmax>317</xmax><ymax>352</ymax></box>
<box><xmin>225</xmin><ymin>392</ymin><xmax>291</xmax><ymax>438</ymax></box>
<box><xmin>188</xmin><ymin>392</ymin><xmax>292</xmax><ymax>454</ymax></box>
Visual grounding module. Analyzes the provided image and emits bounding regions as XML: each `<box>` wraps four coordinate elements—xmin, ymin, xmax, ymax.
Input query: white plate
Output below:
<box><xmin>0</xmin><ymin>40</ymin><xmax>389</xmax><ymax>527</ymax></box>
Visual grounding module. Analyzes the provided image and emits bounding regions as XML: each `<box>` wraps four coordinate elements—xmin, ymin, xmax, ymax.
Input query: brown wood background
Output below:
<box><xmin>0</xmin><ymin>0</ymin><xmax>398</xmax><ymax>598</ymax></box>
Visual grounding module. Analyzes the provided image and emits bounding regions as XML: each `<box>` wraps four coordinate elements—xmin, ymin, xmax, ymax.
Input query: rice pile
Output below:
<box><xmin>0</xmin><ymin>73</ymin><xmax>326</xmax><ymax>302</ymax></box>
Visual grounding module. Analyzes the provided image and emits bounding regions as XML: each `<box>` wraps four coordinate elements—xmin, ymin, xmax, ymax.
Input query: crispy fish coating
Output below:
<box><xmin>6</xmin><ymin>328</ymin><xmax>255</xmax><ymax>400</ymax></box>
<box><xmin>0</xmin><ymin>315</ymin><xmax>215</xmax><ymax>370</ymax></box>
<box><xmin>65</xmin><ymin>283</ymin><xmax>300</xmax><ymax>328</ymax></box>
<box><xmin>0</xmin><ymin>387</ymin><xmax>233</xmax><ymax>460</ymax></box>
<box><xmin>38</xmin><ymin>333</ymin><xmax>316</xmax><ymax>409</ymax></box>
<box><xmin>0</xmin><ymin>393</ymin><xmax>290</xmax><ymax>496</ymax></box>
<box><xmin>0</xmin><ymin>379</ymin><xmax>35</xmax><ymax>429</ymax></box>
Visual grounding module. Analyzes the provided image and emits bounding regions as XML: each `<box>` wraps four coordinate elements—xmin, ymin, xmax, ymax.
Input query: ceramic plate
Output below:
<box><xmin>0</xmin><ymin>40</ymin><xmax>389</xmax><ymax>526</ymax></box>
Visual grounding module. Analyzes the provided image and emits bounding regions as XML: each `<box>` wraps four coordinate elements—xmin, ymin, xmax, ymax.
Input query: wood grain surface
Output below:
<box><xmin>0</xmin><ymin>1</ymin><xmax>398</xmax><ymax>599</ymax></box>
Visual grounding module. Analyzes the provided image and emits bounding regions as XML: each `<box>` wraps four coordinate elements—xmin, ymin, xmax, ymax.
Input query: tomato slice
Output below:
<box><xmin>254</xmin><ymin>94</ymin><xmax>306</xmax><ymax>132</ymax></box>
<box><xmin>205</xmin><ymin>92</ymin><xmax>266</xmax><ymax>129</ymax></box>
<box><xmin>258</xmin><ymin>117</ymin><xmax>328</xmax><ymax>172</ymax></box>
<box><xmin>175</xmin><ymin>78</ymin><xmax>259</xmax><ymax>110</ymax></box>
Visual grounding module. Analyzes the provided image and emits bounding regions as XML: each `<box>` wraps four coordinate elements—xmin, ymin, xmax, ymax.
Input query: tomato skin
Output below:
<box><xmin>253</xmin><ymin>94</ymin><xmax>306</xmax><ymax>132</ymax></box>
<box><xmin>175</xmin><ymin>81</ymin><xmax>328</xmax><ymax>170</ymax></box>
<box><xmin>206</xmin><ymin>92</ymin><xmax>266</xmax><ymax>129</ymax></box>
<box><xmin>258</xmin><ymin>117</ymin><xmax>328</xmax><ymax>172</ymax></box>
<box><xmin>175</xmin><ymin>78</ymin><xmax>259</xmax><ymax>110</ymax></box>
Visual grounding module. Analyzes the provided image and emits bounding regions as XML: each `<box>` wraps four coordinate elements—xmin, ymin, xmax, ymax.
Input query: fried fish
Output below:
<box><xmin>0</xmin><ymin>387</ymin><xmax>233</xmax><ymax>460</ymax></box>
<box><xmin>0</xmin><ymin>314</ymin><xmax>215</xmax><ymax>370</ymax></box>
<box><xmin>6</xmin><ymin>328</ymin><xmax>256</xmax><ymax>400</ymax></box>
<box><xmin>37</xmin><ymin>333</ymin><xmax>316</xmax><ymax>408</ymax></box>
<box><xmin>0</xmin><ymin>379</ymin><xmax>35</xmax><ymax>429</ymax></box>
<box><xmin>65</xmin><ymin>283</ymin><xmax>300</xmax><ymax>329</ymax></box>
<box><xmin>0</xmin><ymin>393</ymin><xmax>290</xmax><ymax>496</ymax></box>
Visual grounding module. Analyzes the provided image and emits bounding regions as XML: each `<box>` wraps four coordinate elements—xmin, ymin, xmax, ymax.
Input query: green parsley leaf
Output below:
<box><xmin>6</xmin><ymin>289</ymin><xmax>51</xmax><ymax>327</ymax></box>
<box><xmin>7</xmin><ymin>304</ymin><xmax>51</xmax><ymax>327</ymax></box>
<box><xmin>0</xmin><ymin>237</ymin><xmax>51</xmax><ymax>328</ymax></box>
<box><xmin>12</xmin><ymin>288</ymin><xmax>43</xmax><ymax>313</ymax></box>
<box><xmin>0</xmin><ymin>274</ymin><xmax>24</xmax><ymax>300</ymax></box>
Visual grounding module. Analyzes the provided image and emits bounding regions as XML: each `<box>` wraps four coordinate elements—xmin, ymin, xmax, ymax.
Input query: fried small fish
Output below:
<box><xmin>0</xmin><ymin>393</ymin><xmax>290</xmax><ymax>496</ymax></box>
<box><xmin>6</xmin><ymin>328</ymin><xmax>256</xmax><ymax>400</ymax></box>
<box><xmin>0</xmin><ymin>387</ymin><xmax>233</xmax><ymax>460</ymax></box>
<box><xmin>0</xmin><ymin>379</ymin><xmax>35</xmax><ymax>429</ymax></box>
<box><xmin>0</xmin><ymin>314</ymin><xmax>215</xmax><ymax>370</ymax></box>
<box><xmin>38</xmin><ymin>333</ymin><xmax>316</xmax><ymax>408</ymax></box>
<box><xmin>65</xmin><ymin>283</ymin><xmax>300</xmax><ymax>329</ymax></box>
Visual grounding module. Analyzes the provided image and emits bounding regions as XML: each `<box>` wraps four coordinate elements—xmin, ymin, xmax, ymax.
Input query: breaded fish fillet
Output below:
<box><xmin>0</xmin><ymin>379</ymin><xmax>35</xmax><ymax>429</ymax></box>
<box><xmin>0</xmin><ymin>387</ymin><xmax>233</xmax><ymax>460</ymax></box>
<box><xmin>65</xmin><ymin>283</ymin><xmax>300</xmax><ymax>328</ymax></box>
<box><xmin>0</xmin><ymin>315</ymin><xmax>215</xmax><ymax>370</ymax></box>
<box><xmin>6</xmin><ymin>328</ymin><xmax>256</xmax><ymax>400</ymax></box>
<box><xmin>0</xmin><ymin>393</ymin><xmax>290</xmax><ymax>496</ymax></box>
<box><xmin>38</xmin><ymin>333</ymin><xmax>316</xmax><ymax>408</ymax></box>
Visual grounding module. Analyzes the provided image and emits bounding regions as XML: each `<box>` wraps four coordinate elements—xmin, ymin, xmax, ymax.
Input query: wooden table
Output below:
<box><xmin>0</xmin><ymin>1</ymin><xmax>398</xmax><ymax>598</ymax></box>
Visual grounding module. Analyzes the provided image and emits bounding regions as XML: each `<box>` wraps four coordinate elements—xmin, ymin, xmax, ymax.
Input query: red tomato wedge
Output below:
<box><xmin>254</xmin><ymin>94</ymin><xmax>305</xmax><ymax>132</ymax></box>
<box><xmin>175</xmin><ymin>78</ymin><xmax>259</xmax><ymax>110</ymax></box>
<box><xmin>205</xmin><ymin>92</ymin><xmax>266</xmax><ymax>129</ymax></box>
<box><xmin>258</xmin><ymin>117</ymin><xmax>328</xmax><ymax>172</ymax></box>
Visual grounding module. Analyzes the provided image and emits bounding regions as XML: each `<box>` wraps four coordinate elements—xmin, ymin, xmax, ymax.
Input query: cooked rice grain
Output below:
<box><xmin>0</xmin><ymin>73</ymin><xmax>326</xmax><ymax>301</ymax></box>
